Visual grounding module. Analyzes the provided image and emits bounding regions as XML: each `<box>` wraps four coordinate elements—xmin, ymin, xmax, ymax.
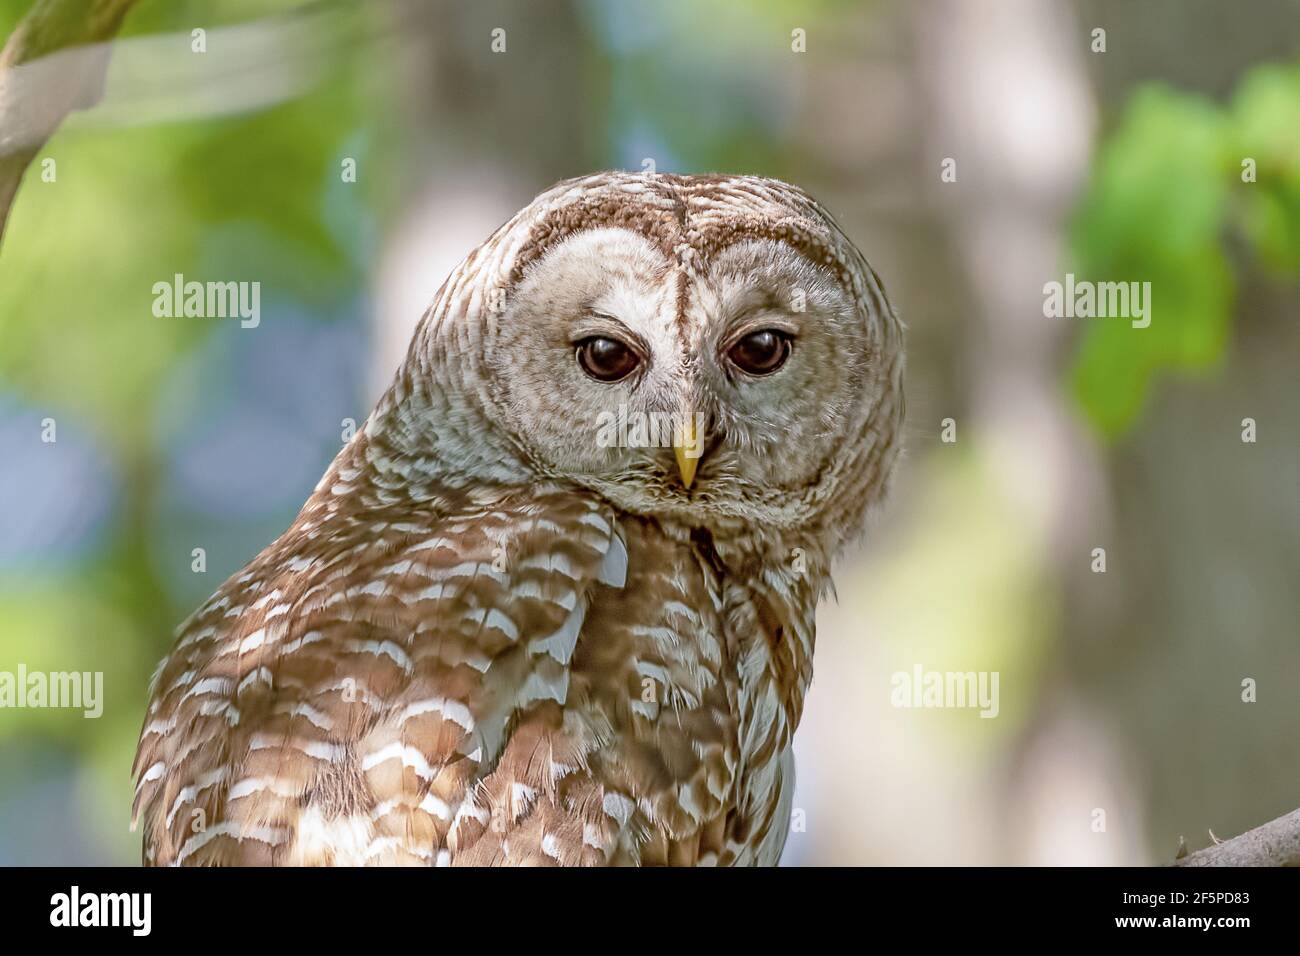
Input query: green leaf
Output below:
<box><xmin>1231</xmin><ymin>64</ymin><xmax>1300</xmax><ymax>270</ymax></box>
<box><xmin>1068</xmin><ymin>87</ymin><xmax>1232</xmax><ymax>438</ymax></box>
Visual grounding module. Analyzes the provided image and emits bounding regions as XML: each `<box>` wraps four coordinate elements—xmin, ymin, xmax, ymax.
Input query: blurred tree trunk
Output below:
<box><xmin>0</xmin><ymin>0</ymin><xmax>137</xmax><ymax>244</ymax></box>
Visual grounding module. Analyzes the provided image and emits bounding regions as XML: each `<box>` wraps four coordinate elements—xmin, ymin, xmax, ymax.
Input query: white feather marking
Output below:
<box><xmin>177</xmin><ymin>822</ymin><xmax>288</xmax><ymax>863</ymax></box>
<box><xmin>176</xmin><ymin>624</ymin><xmax>216</xmax><ymax>649</ymax></box>
<box><xmin>541</xmin><ymin>833</ymin><xmax>563</xmax><ymax>862</ymax></box>
<box><xmin>577</xmin><ymin>511</ymin><xmax>610</xmax><ymax>533</ymax></box>
<box><xmin>342</xmin><ymin>638</ymin><xmax>412</xmax><ymax>671</ymax></box>
<box><xmin>517</xmin><ymin>669</ymin><xmax>569</xmax><ymax>706</ymax></box>
<box><xmin>360</xmin><ymin>742</ymin><xmax>436</xmax><ymax>781</ymax></box>
<box><xmin>629</xmin><ymin>625</ymin><xmax>682</xmax><ymax>645</ymax></box>
<box><xmin>419</xmin><ymin>792</ymin><xmax>452</xmax><ymax>821</ymax></box>
<box><xmin>632</xmin><ymin>659</ymin><xmax>670</xmax><ymax>684</ymax></box>
<box><xmin>511</xmin><ymin>579</ymin><xmax>545</xmax><ymax>601</ymax></box>
<box><xmin>250</xmin><ymin>590</ymin><xmax>282</xmax><ymax>610</ymax></box>
<box><xmin>483</xmin><ymin>608</ymin><xmax>519</xmax><ymax>641</ymax></box>
<box><xmin>528</xmin><ymin>603</ymin><xmax>585</xmax><ymax>664</ymax></box>
<box><xmin>228</xmin><ymin>776</ymin><xmax>283</xmax><ymax>800</ymax></box>
<box><xmin>142</xmin><ymin>714</ymin><xmax>178</xmax><ymax>737</ymax></box>
<box><xmin>247</xmin><ymin>734</ymin><xmax>344</xmax><ymax>762</ymax></box>
<box><xmin>410</xmin><ymin>535</ymin><xmax>456</xmax><ymax>553</ymax></box>
<box><xmin>396</xmin><ymin>696</ymin><xmax>475</xmax><ymax>731</ymax></box>
<box><xmin>180</xmin><ymin>676</ymin><xmax>232</xmax><ymax>701</ymax></box>
<box><xmin>238</xmin><ymin>628</ymin><xmax>267</xmax><ymax>653</ymax></box>
<box><xmin>289</xmin><ymin>807</ymin><xmax>373</xmax><ymax>865</ymax></box>
<box><xmin>277</xmin><ymin>701</ymin><xmax>333</xmax><ymax>730</ymax></box>
<box><xmin>198</xmin><ymin>698</ymin><xmax>240</xmax><ymax>724</ymax></box>
<box><xmin>597</xmin><ymin>530</ymin><xmax>628</xmax><ymax>588</ymax></box>
<box><xmin>602</xmin><ymin>792</ymin><xmax>634</xmax><ymax>826</ymax></box>
<box><xmin>517</xmin><ymin>552</ymin><xmax>575</xmax><ymax>578</ymax></box>
<box><xmin>446</xmin><ymin>560</ymin><xmax>509</xmax><ymax>585</ymax></box>
<box><xmin>660</xmin><ymin>600</ymin><xmax>700</xmax><ymax>622</ymax></box>
<box><xmin>163</xmin><ymin>768</ymin><xmax>228</xmax><ymax>827</ymax></box>
<box><xmin>236</xmin><ymin>667</ymin><xmax>273</xmax><ymax>695</ymax></box>
<box><xmin>415</xmin><ymin>582</ymin><xmax>446</xmax><ymax>602</ymax></box>
<box><xmin>282</xmin><ymin>630</ymin><xmax>325</xmax><ymax>654</ymax></box>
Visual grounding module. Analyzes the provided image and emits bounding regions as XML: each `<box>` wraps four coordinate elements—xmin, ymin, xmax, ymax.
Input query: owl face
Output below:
<box><xmin>391</xmin><ymin>173</ymin><xmax>903</xmax><ymax>550</ymax></box>
<box><xmin>484</xmin><ymin>221</ymin><xmax>879</xmax><ymax>532</ymax></box>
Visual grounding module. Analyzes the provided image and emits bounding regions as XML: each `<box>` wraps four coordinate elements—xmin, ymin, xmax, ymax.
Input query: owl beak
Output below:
<box><xmin>673</xmin><ymin>413</ymin><xmax>702</xmax><ymax>490</ymax></box>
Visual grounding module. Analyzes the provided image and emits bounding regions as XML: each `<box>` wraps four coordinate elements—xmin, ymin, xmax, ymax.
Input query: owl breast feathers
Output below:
<box><xmin>133</xmin><ymin>172</ymin><xmax>905</xmax><ymax>865</ymax></box>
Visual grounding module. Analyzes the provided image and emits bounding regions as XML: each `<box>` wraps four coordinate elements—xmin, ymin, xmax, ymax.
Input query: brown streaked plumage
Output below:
<box><xmin>133</xmin><ymin>171</ymin><xmax>905</xmax><ymax>866</ymax></box>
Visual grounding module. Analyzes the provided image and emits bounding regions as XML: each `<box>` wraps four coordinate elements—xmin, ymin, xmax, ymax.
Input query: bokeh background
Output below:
<box><xmin>0</xmin><ymin>0</ymin><xmax>1297</xmax><ymax>865</ymax></box>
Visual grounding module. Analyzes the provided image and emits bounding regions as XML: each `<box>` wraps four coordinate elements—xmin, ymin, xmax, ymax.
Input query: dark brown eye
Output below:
<box><xmin>576</xmin><ymin>336</ymin><xmax>640</xmax><ymax>382</ymax></box>
<box><xmin>727</xmin><ymin>329</ymin><xmax>791</xmax><ymax>376</ymax></box>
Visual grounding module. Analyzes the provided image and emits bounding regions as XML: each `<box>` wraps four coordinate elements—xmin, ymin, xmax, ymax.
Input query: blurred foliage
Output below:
<box><xmin>865</xmin><ymin>445</ymin><xmax>1056</xmax><ymax>743</ymax></box>
<box><xmin>0</xmin><ymin>0</ymin><xmax>393</xmax><ymax>862</ymax></box>
<box><xmin>1069</xmin><ymin>62</ymin><xmax>1300</xmax><ymax>438</ymax></box>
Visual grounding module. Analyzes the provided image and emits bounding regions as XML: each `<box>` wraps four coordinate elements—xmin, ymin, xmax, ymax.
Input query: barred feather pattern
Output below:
<box><xmin>133</xmin><ymin>172</ymin><xmax>904</xmax><ymax>866</ymax></box>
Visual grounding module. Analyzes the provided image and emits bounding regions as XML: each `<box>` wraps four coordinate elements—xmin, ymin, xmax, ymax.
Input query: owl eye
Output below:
<box><xmin>576</xmin><ymin>336</ymin><xmax>640</xmax><ymax>382</ymax></box>
<box><xmin>727</xmin><ymin>329</ymin><xmax>792</xmax><ymax>376</ymax></box>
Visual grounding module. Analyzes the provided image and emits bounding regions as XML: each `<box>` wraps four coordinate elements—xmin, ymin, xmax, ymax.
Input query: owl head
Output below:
<box><xmin>377</xmin><ymin>172</ymin><xmax>904</xmax><ymax>559</ymax></box>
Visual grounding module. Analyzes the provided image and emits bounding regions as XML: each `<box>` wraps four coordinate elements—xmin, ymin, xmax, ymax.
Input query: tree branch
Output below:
<box><xmin>0</xmin><ymin>0</ymin><xmax>138</xmax><ymax>245</ymax></box>
<box><xmin>1174</xmin><ymin>806</ymin><xmax>1300</xmax><ymax>866</ymax></box>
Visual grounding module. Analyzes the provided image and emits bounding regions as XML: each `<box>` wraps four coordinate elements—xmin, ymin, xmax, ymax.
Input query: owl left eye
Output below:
<box><xmin>727</xmin><ymin>329</ymin><xmax>792</xmax><ymax>376</ymax></box>
<box><xmin>576</xmin><ymin>336</ymin><xmax>641</xmax><ymax>382</ymax></box>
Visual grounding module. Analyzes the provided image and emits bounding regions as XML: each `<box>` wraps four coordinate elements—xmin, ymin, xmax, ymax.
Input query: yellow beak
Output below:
<box><xmin>673</xmin><ymin>414</ymin><xmax>700</xmax><ymax>490</ymax></box>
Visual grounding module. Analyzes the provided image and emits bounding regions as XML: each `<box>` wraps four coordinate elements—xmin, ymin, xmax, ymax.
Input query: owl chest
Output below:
<box><xmin>598</xmin><ymin>528</ymin><xmax>801</xmax><ymax>863</ymax></box>
<box><xmin>721</xmin><ymin>589</ymin><xmax>802</xmax><ymax>865</ymax></box>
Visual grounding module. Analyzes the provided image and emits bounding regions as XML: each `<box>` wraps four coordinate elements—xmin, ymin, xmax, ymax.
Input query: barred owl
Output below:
<box><xmin>132</xmin><ymin>171</ymin><xmax>905</xmax><ymax>866</ymax></box>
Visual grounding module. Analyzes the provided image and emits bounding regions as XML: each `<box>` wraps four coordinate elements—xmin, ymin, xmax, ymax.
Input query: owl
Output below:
<box><xmin>132</xmin><ymin>171</ymin><xmax>905</xmax><ymax>866</ymax></box>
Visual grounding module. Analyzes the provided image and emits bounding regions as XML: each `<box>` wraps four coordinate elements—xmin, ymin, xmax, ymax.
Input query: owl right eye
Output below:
<box><xmin>576</xmin><ymin>336</ymin><xmax>641</xmax><ymax>383</ymax></box>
